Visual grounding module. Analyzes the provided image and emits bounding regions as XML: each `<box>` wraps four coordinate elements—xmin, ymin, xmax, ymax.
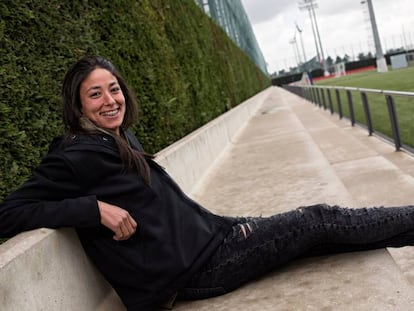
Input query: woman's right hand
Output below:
<box><xmin>97</xmin><ymin>200</ymin><xmax>137</xmax><ymax>241</ymax></box>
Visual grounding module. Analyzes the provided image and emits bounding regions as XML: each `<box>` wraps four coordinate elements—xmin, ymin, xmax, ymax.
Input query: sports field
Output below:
<box><xmin>316</xmin><ymin>65</ymin><xmax>414</xmax><ymax>91</ymax></box>
<box><xmin>313</xmin><ymin>65</ymin><xmax>414</xmax><ymax>149</ymax></box>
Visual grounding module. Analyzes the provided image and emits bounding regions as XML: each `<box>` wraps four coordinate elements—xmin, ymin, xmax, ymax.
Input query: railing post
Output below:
<box><xmin>385</xmin><ymin>95</ymin><xmax>402</xmax><ymax>150</ymax></box>
<box><xmin>361</xmin><ymin>92</ymin><xmax>373</xmax><ymax>135</ymax></box>
<box><xmin>307</xmin><ymin>88</ymin><xmax>311</xmax><ymax>103</ymax></box>
<box><xmin>321</xmin><ymin>89</ymin><xmax>327</xmax><ymax>109</ymax></box>
<box><xmin>308</xmin><ymin>88</ymin><xmax>313</xmax><ymax>102</ymax></box>
<box><xmin>298</xmin><ymin>86</ymin><xmax>304</xmax><ymax>98</ymax></box>
<box><xmin>309</xmin><ymin>88</ymin><xmax>314</xmax><ymax>104</ymax></box>
<box><xmin>302</xmin><ymin>87</ymin><xmax>309</xmax><ymax>100</ymax></box>
<box><xmin>346</xmin><ymin>90</ymin><xmax>355</xmax><ymax>126</ymax></box>
<box><xmin>335</xmin><ymin>89</ymin><xmax>343</xmax><ymax>119</ymax></box>
<box><xmin>327</xmin><ymin>89</ymin><xmax>334</xmax><ymax>114</ymax></box>
<box><xmin>316</xmin><ymin>88</ymin><xmax>322</xmax><ymax>107</ymax></box>
<box><xmin>312</xmin><ymin>88</ymin><xmax>318</xmax><ymax>106</ymax></box>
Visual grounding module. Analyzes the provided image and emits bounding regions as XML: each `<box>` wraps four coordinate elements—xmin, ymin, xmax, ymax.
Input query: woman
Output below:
<box><xmin>2</xmin><ymin>56</ymin><xmax>414</xmax><ymax>310</ymax></box>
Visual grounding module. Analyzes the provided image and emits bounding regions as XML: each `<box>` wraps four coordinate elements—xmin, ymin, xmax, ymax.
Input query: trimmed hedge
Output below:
<box><xmin>0</xmin><ymin>0</ymin><xmax>269</xmax><ymax>200</ymax></box>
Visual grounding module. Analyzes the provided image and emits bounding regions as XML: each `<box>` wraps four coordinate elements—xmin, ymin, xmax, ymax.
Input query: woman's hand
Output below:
<box><xmin>97</xmin><ymin>200</ymin><xmax>137</xmax><ymax>241</ymax></box>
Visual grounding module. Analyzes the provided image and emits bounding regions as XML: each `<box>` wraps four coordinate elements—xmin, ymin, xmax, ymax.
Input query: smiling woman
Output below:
<box><xmin>61</xmin><ymin>56</ymin><xmax>151</xmax><ymax>184</ymax></box>
<box><xmin>79</xmin><ymin>68</ymin><xmax>126</xmax><ymax>135</ymax></box>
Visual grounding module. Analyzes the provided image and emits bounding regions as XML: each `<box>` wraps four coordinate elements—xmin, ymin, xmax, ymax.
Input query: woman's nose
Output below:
<box><xmin>103</xmin><ymin>92</ymin><xmax>116</xmax><ymax>105</ymax></box>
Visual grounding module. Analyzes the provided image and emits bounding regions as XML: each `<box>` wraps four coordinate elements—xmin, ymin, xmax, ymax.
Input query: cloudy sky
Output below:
<box><xmin>240</xmin><ymin>0</ymin><xmax>414</xmax><ymax>74</ymax></box>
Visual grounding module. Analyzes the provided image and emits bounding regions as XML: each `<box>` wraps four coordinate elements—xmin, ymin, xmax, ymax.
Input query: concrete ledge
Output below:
<box><xmin>155</xmin><ymin>87</ymin><xmax>272</xmax><ymax>195</ymax></box>
<box><xmin>0</xmin><ymin>229</ymin><xmax>123</xmax><ymax>311</ymax></box>
<box><xmin>0</xmin><ymin>88</ymin><xmax>272</xmax><ymax>310</ymax></box>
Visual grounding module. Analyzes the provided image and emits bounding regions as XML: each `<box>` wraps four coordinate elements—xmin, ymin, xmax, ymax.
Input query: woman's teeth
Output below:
<box><xmin>100</xmin><ymin>109</ymin><xmax>118</xmax><ymax>116</ymax></box>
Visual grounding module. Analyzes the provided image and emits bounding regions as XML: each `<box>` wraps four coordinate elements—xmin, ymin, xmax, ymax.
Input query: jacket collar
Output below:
<box><xmin>49</xmin><ymin>129</ymin><xmax>144</xmax><ymax>154</ymax></box>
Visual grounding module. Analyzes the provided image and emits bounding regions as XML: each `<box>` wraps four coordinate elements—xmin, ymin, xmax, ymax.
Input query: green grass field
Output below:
<box><xmin>316</xmin><ymin>65</ymin><xmax>414</xmax><ymax>91</ymax></box>
<box><xmin>313</xmin><ymin>65</ymin><xmax>414</xmax><ymax>149</ymax></box>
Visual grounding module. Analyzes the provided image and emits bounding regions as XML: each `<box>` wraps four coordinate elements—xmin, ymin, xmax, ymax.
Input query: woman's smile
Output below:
<box><xmin>100</xmin><ymin>108</ymin><xmax>121</xmax><ymax>117</ymax></box>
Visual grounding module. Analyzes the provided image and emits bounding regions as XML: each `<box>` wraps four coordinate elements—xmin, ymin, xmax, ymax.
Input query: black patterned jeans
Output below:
<box><xmin>178</xmin><ymin>204</ymin><xmax>414</xmax><ymax>300</ymax></box>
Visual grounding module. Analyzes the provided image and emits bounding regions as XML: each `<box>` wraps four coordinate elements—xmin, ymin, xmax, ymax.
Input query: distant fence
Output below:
<box><xmin>283</xmin><ymin>84</ymin><xmax>414</xmax><ymax>153</ymax></box>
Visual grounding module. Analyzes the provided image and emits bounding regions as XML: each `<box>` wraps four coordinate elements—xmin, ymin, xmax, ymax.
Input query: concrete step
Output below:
<box><xmin>176</xmin><ymin>87</ymin><xmax>414</xmax><ymax>310</ymax></box>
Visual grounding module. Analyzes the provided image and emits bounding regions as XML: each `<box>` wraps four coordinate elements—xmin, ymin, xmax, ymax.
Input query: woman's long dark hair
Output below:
<box><xmin>61</xmin><ymin>56</ymin><xmax>151</xmax><ymax>183</ymax></box>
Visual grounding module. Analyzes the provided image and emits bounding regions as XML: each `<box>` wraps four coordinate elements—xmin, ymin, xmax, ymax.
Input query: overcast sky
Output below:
<box><xmin>240</xmin><ymin>0</ymin><xmax>414</xmax><ymax>74</ymax></box>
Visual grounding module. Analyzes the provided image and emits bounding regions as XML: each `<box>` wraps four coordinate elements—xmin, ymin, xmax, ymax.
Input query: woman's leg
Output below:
<box><xmin>179</xmin><ymin>203</ymin><xmax>414</xmax><ymax>300</ymax></box>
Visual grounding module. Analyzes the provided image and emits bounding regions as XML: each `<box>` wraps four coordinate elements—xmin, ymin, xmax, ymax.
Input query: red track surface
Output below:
<box><xmin>313</xmin><ymin>65</ymin><xmax>376</xmax><ymax>82</ymax></box>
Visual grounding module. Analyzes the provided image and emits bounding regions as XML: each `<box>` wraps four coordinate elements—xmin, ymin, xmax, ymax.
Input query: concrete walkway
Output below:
<box><xmin>175</xmin><ymin>86</ymin><xmax>414</xmax><ymax>310</ymax></box>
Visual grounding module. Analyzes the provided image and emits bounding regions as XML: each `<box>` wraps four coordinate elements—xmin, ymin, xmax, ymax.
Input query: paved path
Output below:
<box><xmin>175</xmin><ymin>86</ymin><xmax>414</xmax><ymax>310</ymax></box>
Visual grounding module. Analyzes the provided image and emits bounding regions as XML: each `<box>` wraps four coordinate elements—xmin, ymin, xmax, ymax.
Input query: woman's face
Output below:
<box><xmin>80</xmin><ymin>68</ymin><xmax>126</xmax><ymax>134</ymax></box>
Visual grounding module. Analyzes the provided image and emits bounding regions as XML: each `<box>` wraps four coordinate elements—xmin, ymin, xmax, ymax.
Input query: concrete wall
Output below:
<box><xmin>156</xmin><ymin>88</ymin><xmax>271</xmax><ymax>195</ymax></box>
<box><xmin>0</xmin><ymin>87</ymin><xmax>272</xmax><ymax>311</ymax></box>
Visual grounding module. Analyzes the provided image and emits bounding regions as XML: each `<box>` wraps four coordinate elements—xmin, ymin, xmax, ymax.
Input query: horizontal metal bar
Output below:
<box><xmin>304</xmin><ymin>85</ymin><xmax>414</xmax><ymax>98</ymax></box>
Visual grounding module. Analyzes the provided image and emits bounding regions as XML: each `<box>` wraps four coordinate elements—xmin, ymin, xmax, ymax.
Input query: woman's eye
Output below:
<box><xmin>90</xmin><ymin>92</ymin><xmax>100</xmax><ymax>98</ymax></box>
<box><xmin>111</xmin><ymin>86</ymin><xmax>120</xmax><ymax>93</ymax></box>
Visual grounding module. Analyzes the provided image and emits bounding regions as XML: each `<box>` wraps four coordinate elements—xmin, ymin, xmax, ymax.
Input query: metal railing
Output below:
<box><xmin>283</xmin><ymin>84</ymin><xmax>414</xmax><ymax>152</ymax></box>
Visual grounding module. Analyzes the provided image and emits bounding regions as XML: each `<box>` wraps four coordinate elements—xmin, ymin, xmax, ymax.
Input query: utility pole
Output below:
<box><xmin>365</xmin><ymin>0</ymin><xmax>388</xmax><ymax>72</ymax></box>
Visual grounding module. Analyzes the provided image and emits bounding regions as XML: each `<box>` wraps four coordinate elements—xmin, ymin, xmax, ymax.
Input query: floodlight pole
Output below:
<box><xmin>296</xmin><ymin>23</ymin><xmax>307</xmax><ymax>63</ymax></box>
<box><xmin>366</xmin><ymin>0</ymin><xmax>388</xmax><ymax>72</ymax></box>
<box><xmin>290</xmin><ymin>37</ymin><xmax>300</xmax><ymax>68</ymax></box>
<box><xmin>294</xmin><ymin>34</ymin><xmax>302</xmax><ymax>64</ymax></box>
<box><xmin>310</xmin><ymin>1</ymin><xmax>327</xmax><ymax>75</ymax></box>
<box><xmin>299</xmin><ymin>0</ymin><xmax>328</xmax><ymax>75</ymax></box>
<box><xmin>299</xmin><ymin>1</ymin><xmax>320</xmax><ymax>64</ymax></box>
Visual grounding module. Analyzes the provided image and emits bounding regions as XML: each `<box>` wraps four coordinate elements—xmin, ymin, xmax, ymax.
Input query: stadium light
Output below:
<box><xmin>295</xmin><ymin>23</ymin><xmax>307</xmax><ymax>64</ymax></box>
<box><xmin>290</xmin><ymin>36</ymin><xmax>301</xmax><ymax>68</ymax></box>
<box><xmin>299</xmin><ymin>0</ymin><xmax>328</xmax><ymax>75</ymax></box>
<box><xmin>363</xmin><ymin>0</ymin><xmax>388</xmax><ymax>72</ymax></box>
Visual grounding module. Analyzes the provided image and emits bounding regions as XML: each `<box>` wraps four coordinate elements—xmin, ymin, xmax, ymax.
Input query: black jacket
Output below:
<box><xmin>0</xmin><ymin>130</ymin><xmax>233</xmax><ymax>310</ymax></box>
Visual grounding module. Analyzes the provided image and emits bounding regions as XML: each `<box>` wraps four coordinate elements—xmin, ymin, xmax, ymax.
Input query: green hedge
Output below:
<box><xmin>0</xmin><ymin>0</ymin><xmax>269</xmax><ymax>200</ymax></box>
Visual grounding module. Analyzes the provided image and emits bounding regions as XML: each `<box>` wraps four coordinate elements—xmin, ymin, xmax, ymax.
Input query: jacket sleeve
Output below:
<box><xmin>0</xmin><ymin>152</ymin><xmax>101</xmax><ymax>238</ymax></box>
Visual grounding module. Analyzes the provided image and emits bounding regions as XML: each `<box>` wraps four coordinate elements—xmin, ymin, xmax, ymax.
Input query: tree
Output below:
<box><xmin>326</xmin><ymin>56</ymin><xmax>334</xmax><ymax>66</ymax></box>
<box><xmin>358</xmin><ymin>52</ymin><xmax>367</xmax><ymax>60</ymax></box>
<box><xmin>343</xmin><ymin>54</ymin><xmax>351</xmax><ymax>62</ymax></box>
